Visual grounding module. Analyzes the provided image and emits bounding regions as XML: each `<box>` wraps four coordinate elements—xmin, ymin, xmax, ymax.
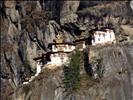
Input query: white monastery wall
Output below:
<box><xmin>52</xmin><ymin>45</ymin><xmax>58</xmax><ymax>52</ymax></box>
<box><xmin>52</xmin><ymin>45</ymin><xmax>75</xmax><ymax>52</ymax></box>
<box><xmin>50</xmin><ymin>44</ymin><xmax>75</xmax><ymax>66</ymax></box>
<box><xmin>92</xmin><ymin>30</ymin><xmax>116</xmax><ymax>45</ymax></box>
<box><xmin>63</xmin><ymin>45</ymin><xmax>75</xmax><ymax>52</ymax></box>
<box><xmin>35</xmin><ymin>62</ymin><xmax>42</xmax><ymax>76</ymax></box>
<box><xmin>49</xmin><ymin>53</ymin><xmax>69</xmax><ymax>66</ymax></box>
<box><xmin>50</xmin><ymin>55</ymin><xmax>62</xmax><ymax>66</ymax></box>
<box><xmin>83</xmin><ymin>43</ymin><xmax>86</xmax><ymax>49</ymax></box>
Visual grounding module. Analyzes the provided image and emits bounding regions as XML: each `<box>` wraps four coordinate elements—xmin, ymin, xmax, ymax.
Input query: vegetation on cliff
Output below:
<box><xmin>63</xmin><ymin>49</ymin><xmax>83</xmax><ymax>91</ymax></box>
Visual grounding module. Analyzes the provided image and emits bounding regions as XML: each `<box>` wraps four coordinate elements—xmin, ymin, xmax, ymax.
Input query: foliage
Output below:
<box><xmin>63</xmin><ymin>49</ymin><xmax>83</xmax><ymax>91</ymax></box>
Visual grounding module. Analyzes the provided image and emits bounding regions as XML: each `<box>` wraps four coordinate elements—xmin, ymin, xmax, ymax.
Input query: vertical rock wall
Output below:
<box><xmin>0</xmin><ymin>1</ymin><xmax>133</xmax><ymax>100</ymax></box>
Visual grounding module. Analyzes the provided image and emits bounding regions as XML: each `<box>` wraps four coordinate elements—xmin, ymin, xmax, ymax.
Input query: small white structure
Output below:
<box><xmin>92</xmin><ymin>28</ymin><xmax>116</xmax><ymax>45</ymax></box>
<box><xmin>50</xmin><ymin>46</ymin><xmax>75</xmax><ymax>66</ymax></box>
<box><xmin>50</xmin><ymin>53</ymin><xmax>69</xmax><ymax>66</ymax></box>
<box><xmin>35</xmin><ymin>62</ymin><xmax>42</xmax><ymax>76</ymax></box>
<box><xmin>49</xmin><ymin>34</ymin><xmax>75</xmax><ymax>66</ymax></box>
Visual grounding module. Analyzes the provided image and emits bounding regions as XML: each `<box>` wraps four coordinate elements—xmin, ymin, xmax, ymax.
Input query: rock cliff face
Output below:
<box><xmin>60</xmin><ymin>1</ymin><xmax>80</xmax><ymax>25</ymax></box>
<box><xmin>130</xmin><ymin>1</ymin><xmax>133</xmax><ymax>10</ymax></box>
<box><xmin>6</xmin><ymin>44</ymin><xmax>133</xmax><ymax>100</ymax></box>
<box><xmin>0</xmin><ymin>0</ymin><xmax>133</xmax><ymax>100</ymax></box>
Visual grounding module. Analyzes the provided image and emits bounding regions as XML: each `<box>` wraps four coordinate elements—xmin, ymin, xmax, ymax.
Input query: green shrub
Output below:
<box><xmin>63</xmin><ymin>49</ymin><xmax>83</xmax><ymax>91</ymax></box>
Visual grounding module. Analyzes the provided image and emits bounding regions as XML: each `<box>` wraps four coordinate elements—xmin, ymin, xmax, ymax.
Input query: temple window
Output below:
<box><xmin>65</xmin><ymin>45</ymin><xmax>67</xmax><ymax>49</ymax></box>
<box><xmin>53</xmin><ymin>54</ymin><xmax>56</xmax><ymax>57</ymax></box>
<box><xmin>69</xmin><ymin>46</ymin><xmax>72</xmax><ymax>49</ymax></box>
<box><xmin>58</xmin><ymin>46</ymin><xmax>63</xmax><ymax>51</ymax></box>
<box><xmin>99</xmin><ymin>33</ymin><xmax>100</xmax><ymax>36</ymax></box>
<box><xmin>103</xmin><ymin>34</ymin><xmax>105</xmax><ymax>38</ymax></box>
<box><xmin>54</xmin><ymin>45</ymin><xmax>56</xmax><ymax>50</ymax></box>
<box><xmin>93</xmin><ymin>38</ymin><xmax>95</xmax><ymax>42</ymax></box>
<box><xmin>98</xmin><ymin>38</ymin><xmax>100</xmax><ymax>41</ymax></box>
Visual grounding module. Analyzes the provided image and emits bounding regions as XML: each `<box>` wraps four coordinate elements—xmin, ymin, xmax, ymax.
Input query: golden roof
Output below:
<box><xmin>54</xmin><ymin>34</ymin><xmax>64</xmax><ymax>43</ymax></box>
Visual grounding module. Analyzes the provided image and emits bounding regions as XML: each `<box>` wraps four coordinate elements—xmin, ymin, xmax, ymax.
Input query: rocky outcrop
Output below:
<box><xmin>13</xmin><ymin>68</ymin><xmax>64</xmax><ymax>100</ymax></box>
<box><xmin>8</xmin><ymin>44</ymin><xmax>133</xmax><ymax>100</ymax></box>
<box><xmin>121</xmin><ymin>25</ymin><xmax>133</xmax><ymax>35</ymax></box>
<box><xmin>60</xmin><ymin>1</ymin><xmax>80</xmax><ymax>25</ymax></box>
<box><xmin>77</xmin><ymin>1</ymin><xmax>133</xmax><ymax>35</ymax></box>
<box><xmin>130</xmin><ymin>1</ymin><xmax>133</xmax><ymax>10</ymax></box>
<box><xmin>0</xmin><ymin>1</ymin><xmax>133</xmax><ymax>100</ymax></box>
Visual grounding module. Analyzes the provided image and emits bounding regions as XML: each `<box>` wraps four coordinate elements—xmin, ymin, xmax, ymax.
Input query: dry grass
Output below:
<box><xmin>80</xmin><ymin>74</ymin><xmax>100</xmax><ymax>88</ymax></box>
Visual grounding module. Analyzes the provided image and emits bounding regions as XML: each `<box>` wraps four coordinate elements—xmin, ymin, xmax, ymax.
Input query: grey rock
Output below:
<box><xmin>10</xmin><ymin>9</ymin><xmax>20</xmax><ymax>23</ymax></box>
<box><xmin>60</xmin><ymin>1</ymin><xmax>80</xmax><ymax>25</ymax></box>
<box><xmin>121</xmin><ymin>25</ymin><xmax>133</xmax><ymax>35</ymax></box>
<box><xmin>1</xmin><ymin>1</ymin><xmax>133</xmax><ymax>100</ymax></box>
<box><xmin>130</xmin><ymin>1</ymin><xmax>133</xmax><ymax>11</ymax></box>
<box><xmin>4</xmin><ymin>1</ymin><xmax>16</xmax><ymax>8</ymax></box>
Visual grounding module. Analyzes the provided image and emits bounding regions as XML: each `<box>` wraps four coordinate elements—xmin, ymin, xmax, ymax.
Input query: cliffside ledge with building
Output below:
<box><xmin>5</xmin><ymin>43</ymin><xmax>133</xmax><ymax>100</ymax></box>
<box><xmin>0</xmin><ymin>1</ymin><xmax>133</xmax><ymax>100</ymax></box>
